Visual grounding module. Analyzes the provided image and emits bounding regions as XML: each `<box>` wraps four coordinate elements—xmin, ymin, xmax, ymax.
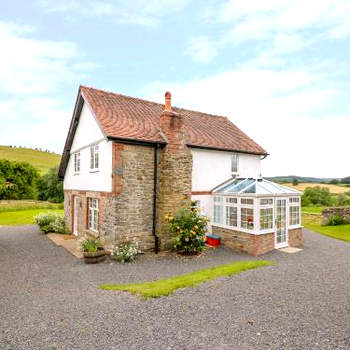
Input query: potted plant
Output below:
<box><xmin>78</xmin><ymin>235</ymin><xmax>106</xmax><ymax>264</ymax></box>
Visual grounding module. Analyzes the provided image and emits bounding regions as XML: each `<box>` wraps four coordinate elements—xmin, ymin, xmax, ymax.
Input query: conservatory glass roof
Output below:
<box><xmin>212</xmin><ymin>178</ymin><xmax>301</xmax><ymax>196</ymax></box>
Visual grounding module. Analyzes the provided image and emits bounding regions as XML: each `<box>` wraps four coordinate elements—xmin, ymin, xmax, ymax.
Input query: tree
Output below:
<box><xmin>37</xmin><ymin>166</ymin><xmax>64</xmax><ymax>203</ymax></box>
<box><xmin>301</xmin><ymin>186</ymin><xmax>333</xmax><ymax>206</ymax></box>
<box><xmin>329</xmin><ymin>179</ymin><xmax>340</xmax><ymax>185</ymax></box>
<box><xmin>341</xmin><ymin>176</ymin><xmax>350</xmax><ymax>184</ymax></box>
<box><xmin>292</xmin><ymin>177</ymin><xmax>299</xmax><ymax>186</ymax></box>
<box><xmin>0</xmin><ymin>159</ymin><xmax>40</xmax><ymax>199</ymax></box>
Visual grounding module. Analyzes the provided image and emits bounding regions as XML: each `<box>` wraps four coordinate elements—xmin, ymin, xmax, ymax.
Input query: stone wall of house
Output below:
<box><xmin>288</xmin><ymin>228</ymin><xmax>303</xmax><ymax>247</ymax></box>
<box><xmin>156</xmin><ymin>111</ymin><xmax>193</xmax><ymax>250</ymax></box>
<box><xmin>99</xmin><ymin>143</ymin><xmax>155</xmax><ymax>251</ymax></box>
<box><xmin>212</xmin><ymin>226</ymin><xmax>275</xmax><ymax>256</ymax></box>
<box><xmin>321</xmin><ymin>207</ymin><xmax>350</xmax><ymax>225</ymax></box>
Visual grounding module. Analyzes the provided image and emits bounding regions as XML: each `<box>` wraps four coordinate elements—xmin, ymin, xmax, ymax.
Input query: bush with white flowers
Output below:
<box><xmin>34</xmin><ymin>212</ymin><xmax>67</xmax><ymax>234</ymax></box>
<box><xmin>111</xmin><ymin>242</ymin><xmax>141</xmax><ymax>263</ymax></box>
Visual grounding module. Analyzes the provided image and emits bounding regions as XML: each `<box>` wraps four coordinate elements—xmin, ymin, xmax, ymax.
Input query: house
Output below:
<box><xmin>59</xmin><ymin>86</ymin><xmax>303</xmax><ymax>256</ymax></box>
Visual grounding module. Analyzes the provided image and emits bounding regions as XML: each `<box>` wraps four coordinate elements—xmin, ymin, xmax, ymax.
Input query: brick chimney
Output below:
<box><xmin>156</xmin><ymin>91</ymin><xmax>193</xmax><ymax>250</ymax></box>
<box><xmin>159</xmin><ymin>91</ymin><xmax>185</xmax><ymax>153</ymax></box>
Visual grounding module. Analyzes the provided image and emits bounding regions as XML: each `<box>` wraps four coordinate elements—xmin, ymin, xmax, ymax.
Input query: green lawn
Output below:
<box><xmin>301</xmin><ymin>206</ymin><xmax>326</xmax><ymax>214</ymax></box>
<box><xmin>302</xmin><ymin>213</ymin><xmax>350</xmax><ymax>243</ymax></box>
<box><xmin>0</xmin><ymin>200</ymin><xmax>63</xmax><ymax>212</ymax></box>
<box><xmin>101</xmin><ymin>260</ymin><xmax>274</xmax><ymax>299</ymax></box>
<box><xmin>0</xmin><ymin>209</ymin><xmax>64</xmax><ymax>226</ymax></box>
<box><xmin>0</xmin><ymin>145</ymin><xmax>61</xmax><ymax>174</ymax></box>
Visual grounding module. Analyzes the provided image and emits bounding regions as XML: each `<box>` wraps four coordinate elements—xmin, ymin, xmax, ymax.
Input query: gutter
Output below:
<box><xmin>152</xmin><ymin>143</ymin><xmax>160</xmax><ymax>253</ymax></box>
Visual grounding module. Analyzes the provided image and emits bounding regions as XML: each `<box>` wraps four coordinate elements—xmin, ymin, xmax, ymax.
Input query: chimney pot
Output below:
<box><xmin>165</xmin><ymin>91</ymin><xmax>172</xmax><ymax>112</ymax></box>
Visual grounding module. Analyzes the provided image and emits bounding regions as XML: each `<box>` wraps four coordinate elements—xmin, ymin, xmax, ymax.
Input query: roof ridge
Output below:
<box><xmin>80</xmin><ymin>85</ymin><xmax>228</xmax><ymax>120</ymax></box>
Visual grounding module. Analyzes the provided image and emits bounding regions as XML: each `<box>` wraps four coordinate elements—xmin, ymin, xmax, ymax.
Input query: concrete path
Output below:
<box><xmin>0</xmin><ymin>225</ymin><xmax>350</xmax><ymax>349</ymax></box>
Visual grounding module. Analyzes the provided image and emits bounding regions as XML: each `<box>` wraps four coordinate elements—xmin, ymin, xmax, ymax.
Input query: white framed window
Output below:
<box><xmin>90</xmin><ymin>144</ymin><xmax>99</xmax><ymax>170</ymax></box>
<box><xmin>260</xmin><ymin>208</ymin><xmax>273</xmax><ymax>230</ymax></box>
<box><xmin>241</xmin><ymin>198</ymin><xmax>254</xmax><ymax>205</ymax></box>
<box><xmin>74</xmin><ymin>152</ymin><xmax>80</xmax><ymax>173</ymax></box>
<box><xmin>226</xmin><ymin>197</ymin><xmax>237</xmax><ymax>204</ymax></box>
<box><xmin>88</xmin><ymin>198</ymin><xmax>99</xmax><ymax>232</ymax></box>
<box><xmin>241</xmin><ymin>207</ymin><xmax>254</xmax><ymax>230</ymax></box>
<box><xmin>260</xmin><ymin>198</ymin><xmax>273</xmax><ymax>205</ymax></box>
<box><xmin>289</xmin><ymin>197</ymin><xmax>300</xmax><ymax>203</ymax></box>
<box><xmin>289</xmin><ymin>205</ymin><xmax>300</xmax><ymax>226</ymax></box>
<box><xmin>231</xmin><ymin>153</ymin><xmax>238</xmax><ymax>173</ymax></box>
<box><xmin>226</xmin><ymin>206</ymin><xmax>237</xmax><ymax>227</ymax></box>
<box><xmin>213</xmin><ymin>196</ymin><xmax>223</xmax><ymax>224</ymax></box>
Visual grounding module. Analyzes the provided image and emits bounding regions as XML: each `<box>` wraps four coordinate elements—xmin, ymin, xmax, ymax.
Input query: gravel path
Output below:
<box><xmin>1</xmin><ymin>226</ymin><xmax>350</xmax><ymax>350</ymax></box>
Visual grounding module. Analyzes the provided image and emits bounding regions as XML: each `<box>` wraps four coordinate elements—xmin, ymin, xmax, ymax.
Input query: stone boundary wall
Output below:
<box><xmin>212</xmin><ymin>226</ymin><xmax>274</xmax><ymax>256</ymax></box>
<box><xmin>321</xmin><ymin>207</ymin><xmax>350</xmax><ymax>225</ymax></box>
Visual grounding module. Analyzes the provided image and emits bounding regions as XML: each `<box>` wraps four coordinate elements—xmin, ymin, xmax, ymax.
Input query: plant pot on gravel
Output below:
<box><xmin>83</xmin><ymin>247</ymin><xmax>106</xmax><ymax>264</ymax></box>
<box><xmin>78</xmin><ymin>235</ymin><xmax>106</xmax><ymax>264</ymax></box>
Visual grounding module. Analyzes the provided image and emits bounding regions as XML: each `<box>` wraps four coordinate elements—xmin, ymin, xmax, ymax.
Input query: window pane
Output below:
<box><xmin>289</xmin><ymin>206</ymin><xmax>300</xmax><ymax>225</ymax></box>
<box><xmin>260</xmin><ymin>208</ymin><xmax>273</xmax><ymax>230</ymax></box>
<box><xmin>226</xmin><ymin>206</ymin><xmax>237</xmax><ymax>227</ymax></box>
<box><xmin>260</xmin><ymin>198</ymin><xmax>273</xmax><ymax>205</ymax></box>
<box><xmin>226</xmin><ymin>197</ymin><xmax>237</xmax><ymax>203</ymax></box>
<box><xmin>241</xmin><ymin>208</ymin><xmax>254</xmax><ymax>230</ymax></box>
<box><xmin>213</xmin><ymin>204</ymin><xmax>223</xmax><ymax>224</ymax></box>
<box><xmin>231</xmin><ymin>154</ymin><xmax>238</xmax><ymax>172</ymax></box>
<box><xmin>241</xmin><ymin>198</ymin><xmax>254</xmax><ymax>205</ymax></box>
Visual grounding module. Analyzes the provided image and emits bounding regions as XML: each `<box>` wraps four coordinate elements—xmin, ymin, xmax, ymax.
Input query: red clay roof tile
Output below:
<box><xmin>80</xmin><ymin>85</ymin><xmax>267</xmax><ymax>155</ymax></box>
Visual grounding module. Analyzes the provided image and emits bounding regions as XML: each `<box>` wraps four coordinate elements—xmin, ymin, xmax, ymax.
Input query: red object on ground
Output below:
<box><xmin>205</xmin><ymin>234</ymin><xmax>221</xmax><ymax>247</ymax></box>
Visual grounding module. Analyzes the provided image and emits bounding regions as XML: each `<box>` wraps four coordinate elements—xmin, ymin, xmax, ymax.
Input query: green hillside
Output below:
<box><xmin>0</xmin><ymin>145</ymin><xmax>61</xmax><ymax>174</ymax></box>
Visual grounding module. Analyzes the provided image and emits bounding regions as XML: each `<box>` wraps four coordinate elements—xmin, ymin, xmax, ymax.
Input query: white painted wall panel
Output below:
<box><xmin>64</xmin><ymin>100</ymin><xmax>112</xmax><ymax>192</ymax></box>
<box><xmin>191</xmin><ymin>148</ymin><xmax>262</xmax><ymax>191</ymax></box>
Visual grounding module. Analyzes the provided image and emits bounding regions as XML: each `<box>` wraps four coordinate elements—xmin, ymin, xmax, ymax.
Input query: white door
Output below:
<box><xmin>73</xmin><ymin>196</ymin><xmax>79</xmax><ymax>236</ymax></box>
<box><xmin>275</xmin><ymin>198</ymin><xmax>288</xmax><ymax>248</ymax></box>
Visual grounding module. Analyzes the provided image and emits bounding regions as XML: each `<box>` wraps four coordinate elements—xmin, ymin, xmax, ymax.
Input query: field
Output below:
<box><xmin>284</xmin><ymin>182</ymin><xmax>348</xmax><ymax>194</ymax></box>
<box><xmin>0</xmin><ymin>200</ymin><xmax>63</xmax><ymax>226</ymax></box>
<box><xmin>0</xmin><ymin>145</ymin><xmax>61</xmax><ymax>174</ymax></box>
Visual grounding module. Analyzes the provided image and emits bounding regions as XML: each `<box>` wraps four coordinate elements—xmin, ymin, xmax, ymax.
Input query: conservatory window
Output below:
<box><xmin>231</xmin><ymin>154</ymin><xmax>238</xmax><ymax>173</ymax></box>
<box><xmin>260</xmin><ymin>208</ymin><xmax>273</xmax><ymax>230</ymax></box>
<box><xmin>260</xmin><ymin>198</ymin><xmax>273</xmax><ymax>205</ymax></box>
<box><xmin>90</xmin><ymin>144</ymin><xmax>99</xmax><ymax>170</ymax></box>
<box><xmin>226</xmin><ymin>197</ymin><xmax>237</xmax><ymax>204</ymax></box>
<box><xmin>289</xmin><ymin>205</ymin><xmax>300</xmax><ymax>226</ymax></box>
<box><xmin>74</xmin><ymin>152</ymin><xmax>80</xmax><ymax>173</ymax></box>
<box><xmin>213</xmin><ymin>197</ymin><xmax>223</xmax><ymax>224</ymax></box>
<box><xmin>226</xmin><ymin>206</ymin><xmax>237</xmax><ymax>227</ymax></box>
<box><xmin>88</xmin><ymin>198</ymin><xmax>99</xmax><ymax>232</ymax></box>
<box><xmin>241</xmin><ymin>198</ymin><xmax>254</xmax><ymax>205</ymax></box>
<box><xmin>241</xmin><ymin>208</ymin><xmax>254</xmax><ymax>230</ymax></box>
<box><xmin>289</xmin><ymin>197</ymin><xmax>300</xmax><ymax>203</ymax></box>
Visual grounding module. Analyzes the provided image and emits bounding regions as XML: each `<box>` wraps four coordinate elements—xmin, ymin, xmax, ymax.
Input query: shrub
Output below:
<box><xmin>167</xmin><ymin>205</ymin><xmax>209</xmax><ymax>254</ymax></box>
<box><xmin>37</xmin><ymin>166</ymin><xmax>63</xmax><ymax>203</ymax></box>
<box><xmin>326</xmin><ymin>214</ymin><xmax>348</xmax><ymax>226</ymax></box>
<box><xmin>34</xmin><ymin>212</ymin><xmax>67</xmax><ymax>234</ymax></box>
<box><xmin>302</xmin><ymin>186</ymin><xmax>333</xmax><ymax>206</ymax></box>
<box><xmin>111</xmin><ymin>242</ymin><xmax>141</xmax><ymax>263</ymax></box>
<box><xmin>78</xmin><ymin>235</ymin><xmax>101</xmax><ymax>253</ymax></box>
<box><xmin>337</xmin><ymin>194</ymin><xmax>350</xmax><ymax>206</ymax></box>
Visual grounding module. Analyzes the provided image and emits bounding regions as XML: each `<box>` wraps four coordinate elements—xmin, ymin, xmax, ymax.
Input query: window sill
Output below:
<box><xmin>89</xmin><ymin>170</ymin><xmax>100</xmax><ymax>173</ymax></box>
<box><xmin>73</xmin><ymin>173</ymin><xmax>80</xmax><ymax>176</ymax></box>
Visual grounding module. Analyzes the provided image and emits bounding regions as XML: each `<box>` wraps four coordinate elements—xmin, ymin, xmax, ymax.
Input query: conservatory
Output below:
<box><xmin>210</xmin><ymin>178</ymin><xmax>303</xmax><ymax>256</ymax></box>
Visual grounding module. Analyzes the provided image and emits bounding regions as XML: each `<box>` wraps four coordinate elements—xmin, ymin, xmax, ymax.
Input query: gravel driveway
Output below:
<box><xmin>1</xmin><ymin>226</ymin><xmax>350</xmax><ymax>350</ymax></box>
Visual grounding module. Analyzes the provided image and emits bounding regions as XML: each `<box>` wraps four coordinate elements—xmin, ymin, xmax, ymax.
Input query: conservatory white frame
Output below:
<box><xmin>211</xmin><ymin>178</ymin><xmax>302</xmax><ymax>247</ymax></box>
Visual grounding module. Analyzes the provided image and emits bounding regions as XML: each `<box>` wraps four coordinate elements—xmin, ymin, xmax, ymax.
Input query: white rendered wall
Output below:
<box><xmin>64</xmin><ymin>101</ymin><xmax>113</xmax><ymax>192</ymax></box>
<box><xmin>191</xmin><ymin>148</ymin><xmax>262</xmax><ymax>192</ymax></box>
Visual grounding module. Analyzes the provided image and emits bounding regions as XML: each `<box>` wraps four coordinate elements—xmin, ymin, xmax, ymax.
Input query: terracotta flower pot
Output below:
<box><xmin>83</xmin><ymin>247</ymin><xmax>106</xmax><ymax>264</ymax></box>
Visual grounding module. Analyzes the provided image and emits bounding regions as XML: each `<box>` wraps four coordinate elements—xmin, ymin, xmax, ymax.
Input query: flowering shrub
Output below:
<box><xmin>78</xmin><ymin>235</ymin><xmax>102</xmax><ymax>253</ymax></box>
<box><xmin>111</xmin><ymin>242</ymin><xmax>141</xmax><ymax>263</ymax></box>
<box><xmin>167</xmin><ymin>204</ymin><xmax>209</xmax><ymax>254</ymax></box>
<box><xmin>34</xmin><ymin>212</ymin><xmax>67</xmax><ymax>234</ymax></box>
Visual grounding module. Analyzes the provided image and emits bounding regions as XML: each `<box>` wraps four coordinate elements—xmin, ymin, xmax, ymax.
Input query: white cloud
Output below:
<box><xmin>185</xmin><ymin>36</ymin><xmax>219</xmax><ymax>63</ymax></box>
<box><xmin>0</xmin><ymin>21</ymin><xmax>96</xmax><ymax>152</ymax></box>
<box><xmin>37</xmin><ymin>0</ymin><xmax>191</xmax><ymax>26</ymax></box>
<box><xmin>142</xmin><ymin>68</ymin><xmax>349</xmax><ymax>177</ymax></box>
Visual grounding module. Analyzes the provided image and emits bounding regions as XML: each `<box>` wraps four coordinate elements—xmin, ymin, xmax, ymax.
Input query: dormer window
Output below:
<box><xmin>90</xmin><ymin>144</ymin><xmax>99</xmax><ymax>170</ymax></box>
<box><xmin>74</xmin><ymin>152</ymin><xmax>80</xmax><ymax>173</ymax></box>
<box><xmin>231</xmin><ymin>153</ymin><xmax>238</xmax><ymax>173</ymax></box>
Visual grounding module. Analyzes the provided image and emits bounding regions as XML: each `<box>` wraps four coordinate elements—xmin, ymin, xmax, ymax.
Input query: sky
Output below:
<box><xmin>0</xmin><ymin>0</ymin><xmax>349</xmax><ymax>178</ymax></box>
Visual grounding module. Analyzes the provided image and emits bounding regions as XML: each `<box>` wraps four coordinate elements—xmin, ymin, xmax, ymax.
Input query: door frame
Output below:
<box><xmin>275</xmin><ymin>197</ymin><xmax>288</xmax><ymax>249</ymax></box>
<box><xmin>73</xmin><ymin>196</ymin><xmax>80</xmax><ymax>236</ymax></box>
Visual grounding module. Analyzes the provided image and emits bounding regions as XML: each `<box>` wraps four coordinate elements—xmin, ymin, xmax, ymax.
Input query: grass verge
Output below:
<box><xmin>101</xmin><ymin>260</ymin><xmax>274</xmax><ymax>299</ymax></box>
<box><xmin>0</xmin><ymin>209</ymin><xmax>64</xmax><ymax>226</ymax></box>
<box><xmin>302</xmin><ymin>213</ymin><xmax>350</xmax><ymax>243</ymax></box>
<box><xmin>0</xmin><ymin>200</ymin><xmax>63</xmax><ymax>212</ymax></box>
